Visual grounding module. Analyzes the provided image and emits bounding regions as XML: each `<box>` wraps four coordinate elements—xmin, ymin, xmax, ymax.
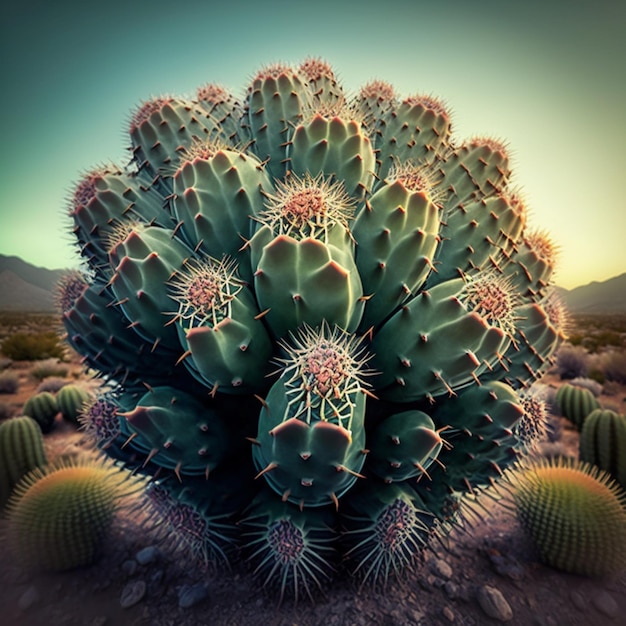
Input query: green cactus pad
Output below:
<box><xmin>5</xmin><ymin>457</ymin><xmax>144</xmax><ymax>571</ymax></box>
<box><xmin>352</xmin><ymin>179</ymin><xmax>440</xmax><ymax>329</ymax></box>
<box><xmin>376</xmin><ymin>94</ymin><xmax>452</xmax><ymax>181</ymax></box>
<box><xmin>0</xmin><ymin>416</ymin><xmax>47</xmax><ymax>509</ymax></box>
<box><xmin>510</xmin><ymin>458</ymin><xmax>626</xmax><ymax>577</ymax></box>
<box><xmin>70</xmin><ymin>166</ymin><xmax>172</xmax><ymax>271</ymax></box>
<box><xmin>171</xmin><ymin>147</ymin><xmax>272</xmax><ymax>277</ymax></box>
<box><xmin>371</xmin><ymin>277</ymin><xmax>513</xmax><ymax>401</ymax></box>
<box><xmin>366</xmin><ymin>410</ymin><xmax>444</xmax><ymax>483</ymax></box>
<box><xmin>129</xmin><ymin>96</ymin><xmax>224</xmax><ymax>184</ymax></box>
<box><xmin>244</xmin><ymin>64</ymin><xmax>311</xmax><ymax>179</ymax></box>
<box><xmin>253</xmin><ymin>235</ymin><xmax>364</xmax><ymax>338</ymax></box>
<box><xmin>287</xmin><ymin>113</ymin><xmax>376</xmax><ymax>200</ymax></box>
<box><xmin>120</xmin><ymin>386</ymin><xmax>233</xmax><ymax>478</ymax></box>
<box><xmin>108</xmin><ymin>225</ymin><xmax>191</xmax><ymax>349</ymax></box>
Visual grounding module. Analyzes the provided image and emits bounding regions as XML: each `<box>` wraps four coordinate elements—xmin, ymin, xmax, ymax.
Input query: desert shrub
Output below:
<box><xmin>555</xmin><ymin>344</ymin><xmax>589</xmax><ymax>380</ymax></box>
<box><xmin>0</xmin><ymin>401</ymin><xmax>15</xmax><ymax>420</ymax></box>
<box><xmin>30</xmin><ymin>359</ymin><xmax>69</xmax><ymax>381</ymax></box>
<box><xmin>37</xmin><ymin>377</ymin><xmax>70</xmax><ymax>393</ymax></box>
<box><xmin>568</xmin><ymin>377</ymin><xmax>603</xmax><ymax>397</ymax></box>
<box><xmin>1</xmin><ymin>332</ymin><xmax>65</xmax><ymax>361</ymax></box>
<box><xmin>0</xmin><ymin>357</ymin><xmax>12</xmax><ymax>370</ymax></box>
<box><xmin>0</xmin><ymin>371</ymin><xmax>19</xmax><ymax>394</ymax></box>
<box><xmin>597</xmin><ymin>350</ymin><xmax>626</xmax><ymax>385</ymax></box>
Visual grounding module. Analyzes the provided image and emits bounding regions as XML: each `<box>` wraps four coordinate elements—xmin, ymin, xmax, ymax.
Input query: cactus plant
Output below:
<box><xmin>509</xmin><ymin>457</ymin><xmax>626</xmax><ymax>577</ymax></box>
<box><xmin>580</xmin><ymin>408</ymin><xmax>626</xmax><ymax>489</ymax></box>
<box><xmin>22</xmin><ymin>391</ymin><xmax>58</xmax><ymax>433</ymax></box>
<box><xmin>555</xmin><ymin>383</ymin><xmax>600</xmax><ymax>430</ymax></box>
<box><xmin>57</xmin><ymin>58</ymin><xmax>567</xmax><ymax>597</ymax></box>
<box><xmin>4</xmin><ymin>457</ymin><xmax>144</xmax><ymax>571</ymax></box>
<box><xmin>0</xmin><ymin>416</ymin><xmax>47</xmax><ymax>508</ymax></box>
<box><xmin>57</xmin><ymin>383</ymin><xmax>92</xmax><ymax>424</ymax></box>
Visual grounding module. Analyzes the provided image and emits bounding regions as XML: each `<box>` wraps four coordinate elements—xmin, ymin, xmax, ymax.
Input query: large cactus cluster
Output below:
<box><xmin>59</xmin><ymin>58</ymin><xmax>566</xmax><ymax>598</ymax></box>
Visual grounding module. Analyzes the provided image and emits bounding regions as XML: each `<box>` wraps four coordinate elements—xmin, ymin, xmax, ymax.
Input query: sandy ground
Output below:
<box><xmin>1</xmin><ymin>361</ymin><xmax>625</xmax><ymax>626</ymax></box>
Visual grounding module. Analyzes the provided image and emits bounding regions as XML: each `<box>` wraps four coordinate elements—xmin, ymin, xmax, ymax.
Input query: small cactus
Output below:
<box><xmin>510</xmin><ymin>457</ymin><xmax>626</xmax><ymax>577</ymax></box>
<box><xmin>22</xmin><ymin>391</ymin><xmax>58</xmax><ymax>433</ymax></box>
<box><xmin>580</xmin><ymin>409</ymin><xmax>626</xmax><ymax>489</ymax></box>
<box><xmin>555</xmin><ymin>383</ymin><xmax>600</xmax><ymax>430</ymax></box>
<box><xmin>0</xmin><ymin>416</ymin><xmax>47</xmax><ymax>508</ymax></box>
<box><xmin>5</xmin><ymin>457</ymin><xmax>144</xmax><ymax>571</ymax></box>
<box><xmin>56</xmin><ymin>384</ymin><xmax>92</xmax><ymax>424</ymax></box>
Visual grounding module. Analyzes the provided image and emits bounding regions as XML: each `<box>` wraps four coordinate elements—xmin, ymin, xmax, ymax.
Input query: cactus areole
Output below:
<box><xmin>60</xmin><ymin>58</ymin><xmax>566</xmax><ymax>597</ymax></box>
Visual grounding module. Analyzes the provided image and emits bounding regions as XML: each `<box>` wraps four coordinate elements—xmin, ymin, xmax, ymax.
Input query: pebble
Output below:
<box><xmin>429</xmin><ymin>558</ymin><xmax>453</xmax><ymax>580</ymax></box>
<box><xmin>476</xmin><ymin>585</ymin><xmax>513</xmax><ymax>622</ymax></box>
<box><xmin>18</xmin><ymin>585</ymin><xmax>40</xmax><ymax>611</ymax></box>
<box><xmin>591</xmin><ymin>589</ymin><xmax>619</xmax><ymax>619</ymax></box>
<box><xmin>136</xmin><ymin>546</ymin><xmax>160</xmax><ymax>565</ymax></box>
<box><xmin>120</xmin><ymin>580</ymin><xmax>147</xmax><ymax>609</ymax></box>
<box><xmin>442</xmin><ymin>606</ymin><xmax>456</xmax><ymax>622</ymax></box>
<box><xmin>122</xmin><ymin>559</ymin><xmax>138</xmax><ymax>577</ymax></box>
<box><xmin>178</xmin><ymin>583</ymin><xmax>209</xmax><ymax>609</ymax></box>
<box><xmin>443</xmin><ymin>581</ymin><xmax>459</xmax><ymax>600</ymax></box>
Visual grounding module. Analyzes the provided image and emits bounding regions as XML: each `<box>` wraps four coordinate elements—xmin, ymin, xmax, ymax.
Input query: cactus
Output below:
<box><xmin>57</xmin><ymin>384</ymin><xmax>92</xmax><ymax>424</ymax></box>
<box><xmin>0</xmin><ymin>416</ymin><xmax>47</xmax><ymax>508</ymax></box>
<box><xmin>23</xmin><ymin>391</ymin><xmax>58</xmax><ymax>433</ymax></box>
<box><xmin>509</xmin><ymin>458</ymin><xmax>626</xmax><ymax>577</ymax></box>
<box><xmin>58</xmin><ymin>58</ymin><xmax>566</xmax><ymax>595</ymax></box>
<box><xmin>5</xmin><ymin>457</ymin><xmax>144</xmax><ymax>571</ymax></box>
<box><xmin>555</xmin><ymin>383</ymin><xmax>600</xmax><ymax>430</ymax></box>
<box><xmin>580</xmin><ymin>409</ymin><xmax>626</xmax><ymax>489</ymax></box>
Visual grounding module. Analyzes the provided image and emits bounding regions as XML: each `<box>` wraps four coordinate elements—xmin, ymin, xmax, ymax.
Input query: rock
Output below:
<box><xmin>18</xmin><ymin>585</ymin><xmax>40</xmax><ymax>611</ymax></box>
<box><xmin>121</xmin><ymin>559</ymin><xmax>138</xmax><ymax>577</ymax></box>
<box><xmin>429</xmin><ymin>558</ymin><xmax>453</xmax><ymax>580</ymax></box>
<box><xmin>443</xmin><ymin>581</ymin><xmax>459</xmax><ymax>600</ymax></box>
<box><xmin>136</xmin><ymin>546</ymin><xmax>160</xmax><ymax>565</ymax></box>
<box><xmin>442</xmin><ymin>606</ymin><xmax>456</xmax><ymax>622</ymax></box>
<box><xmin>120</xmin><ymin>580</ymin><xmax>147</xmax><ymax>609</ymax></box>
<box><xmin>178</xmin><ymin>583</ymin><xmax>209</xmax><ymax>609</ymax></box>
<box><xmin>89</xmin><ymin>618</ymin><xmax>108</xmax><ymax>626</ymax></box>
<box><xmin>476</xmin><ymin>585</ymin><xmax>513</xmax><ymax>622</ymax></box>
<box><xmin>591</xmin><ymin>590</ymin><xmax>619</xmax><ymax>619</ymax></box>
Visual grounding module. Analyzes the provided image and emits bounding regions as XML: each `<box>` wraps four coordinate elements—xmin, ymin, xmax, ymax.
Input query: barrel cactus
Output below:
<box><xmin>0</xmin><ymin>416</ymin><xmax>47</xmax><ymax>508</ymax></box>
<box><xmin>5</xmin><ymin>457</ymin><xmax>144</xmax><ymax>571</ymax></box>
<box><xmin>509</xmin><ymin>457</ymin><xmax>626</xmax><ymax>577</ymax></box>
<box><xmin>58</xmin><ymin>58</ymin><xmax>567</xmax><ymax>598</ymax></box>
<box><xmin>580</xmin><ymin>408</ymin><xmax>626</xmax><ymax>489</ymax></box>
<box><xmin>555</xmin><ymin>383</ymin><xmax>600</xmax><ymax>430</ymax></box>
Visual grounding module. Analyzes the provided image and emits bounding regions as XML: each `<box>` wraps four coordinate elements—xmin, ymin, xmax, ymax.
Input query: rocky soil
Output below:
<box><xmin>1</xmin><ymin>363</ymin><xmax>625</xmax><ymax>626</ymax></box>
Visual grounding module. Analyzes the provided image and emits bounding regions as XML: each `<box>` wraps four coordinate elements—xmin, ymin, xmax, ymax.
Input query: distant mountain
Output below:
<box><xmin>558</xmin><ymin>272</ymin><xmax>626</xmax><ymax>314</ymax></box>
<box><xmin>0</xmin><ymin>254</ymin><xmax>67</xmax><ymax>312</ymax></box>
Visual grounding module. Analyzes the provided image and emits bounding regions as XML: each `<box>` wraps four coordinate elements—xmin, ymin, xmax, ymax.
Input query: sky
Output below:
<box><xmin>1</xmin><ymin>0</ymin><xmax>624</xmax><ymax>290</ymax></box>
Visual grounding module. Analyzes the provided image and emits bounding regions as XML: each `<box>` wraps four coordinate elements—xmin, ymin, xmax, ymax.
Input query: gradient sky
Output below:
<box><xmin>1</xmin><ymin>0</ymin><xmax>624</xmax><ymax>290</ymax></box>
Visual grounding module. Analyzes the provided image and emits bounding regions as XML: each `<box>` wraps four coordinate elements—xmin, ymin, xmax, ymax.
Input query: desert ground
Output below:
<box><xmin>0</xmin><ymin>312</ymin><xmax>625</xmax><ymax>626</ymax></box>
